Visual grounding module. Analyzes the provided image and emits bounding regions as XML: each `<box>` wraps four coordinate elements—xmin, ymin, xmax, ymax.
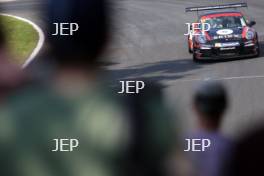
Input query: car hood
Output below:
<box><xmin>207</xmin><ymin>27</ymin><xmax>244</xmax><ymax>41</ymax></box>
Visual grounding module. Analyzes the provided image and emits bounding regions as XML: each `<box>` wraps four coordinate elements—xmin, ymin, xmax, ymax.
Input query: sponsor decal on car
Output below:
<box><xmin>216</xmin><ymin>29</ymin><xmax>234</xmax><ymax>35</ymax></box>
<box><xmin>215</xmin><ymin>42</ymin><xmax>240</xmax><ymax>47</ymax></box>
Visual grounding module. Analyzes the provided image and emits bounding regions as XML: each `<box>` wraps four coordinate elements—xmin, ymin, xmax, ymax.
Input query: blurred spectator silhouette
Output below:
<box><xmin>193</xmin><ymin>81</ymin><xmax>227</xmax><ymax>132</ymax></box>
<box><xmin>0</xmin><ymin>1</ymin><xmax>177</xmax><ymax>176</ymax></box>
<box><xmin>121</xmin><ymin>79</ymin><xmax>177</xmax><ymax>176</ymax></box>
<box><xmin>0</xmin><ymin>14</ymin><xmax>24</xmax><ymax>102</ymax></box>
<box><xmin>227</xmin><ymin>124</ymin><xmax>264</xmax><ymax>176</ymax></box>
<box><xmin>0</xmin><ymin>1</ymin><xmax>126</xmax><ymax>176</ymax></box>
<box><xmin>187</xmin><ymin>81</ymin><xmax>233</xmax><ymax>176</ymax></box>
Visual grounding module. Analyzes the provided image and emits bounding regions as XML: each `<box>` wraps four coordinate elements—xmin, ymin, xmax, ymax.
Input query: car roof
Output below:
<box><xmin>199</xmin><ymin>10</ymin><xmax>243</xmax><ymax>18</ymax></box>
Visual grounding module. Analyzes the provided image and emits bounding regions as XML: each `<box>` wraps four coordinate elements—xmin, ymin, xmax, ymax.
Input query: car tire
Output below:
<box><xmin>255</xmin><ymin>41</ymin><xmax>260</xmax><ymax>57</ymax></box>
<box><xmin>188</xmin><ymin>43</ymin><xmax>193</xmax><ymax>53</ymax></box>
<box><xmin>193</xmin><ymin>50</ymin><xmax>198</xmax><ymax>62</ymax></box>
<box><xmin>188</xmin><ymin>37</ymin><xmax>193</xmax><ymax>53</ymax></box>
<box><xmin>189</xmin><ymin>48</ymin><xmax>193</xmax><ymax>53</ymax></box>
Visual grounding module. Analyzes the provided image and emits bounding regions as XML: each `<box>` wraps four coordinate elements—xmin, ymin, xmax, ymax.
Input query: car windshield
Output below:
<box><xmin>203</xmin><ymin>16</ymin><xmax>246</xmax><ymax>29</ymax></box>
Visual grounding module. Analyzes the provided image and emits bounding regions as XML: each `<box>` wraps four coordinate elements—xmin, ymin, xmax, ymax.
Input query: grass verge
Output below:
<box><xmin>0</xmin><ymin>15</ymin><xmax>39</xmax><ymax>65</ymax></box>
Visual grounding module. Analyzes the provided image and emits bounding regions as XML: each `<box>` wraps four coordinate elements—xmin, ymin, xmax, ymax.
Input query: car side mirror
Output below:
<box><xmin>249</xmin><ymin>20</ymin><xmax>256</xmax><ymax>27</ymax></box>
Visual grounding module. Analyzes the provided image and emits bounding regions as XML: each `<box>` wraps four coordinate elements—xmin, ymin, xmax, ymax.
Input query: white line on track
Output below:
<box><xmin>0</xmin><ymin>13</ymin><xmax>45</xmax><ymax>68</ymax></box>
<box><xmin>171</xmin><ymin>75</ymin><xmax>264</xmax><ymax>83</ymax></box>
<box><xmin>0</xmin><ymin>0</ymin><xmax>16</xmax><ymax>2</ymax></box>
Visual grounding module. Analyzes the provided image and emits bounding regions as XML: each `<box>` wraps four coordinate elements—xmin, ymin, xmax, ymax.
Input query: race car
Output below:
<box><xmin>186</xmin><ymin>3</ymin><xmax>260</xmax><ymax>61</ymax></box>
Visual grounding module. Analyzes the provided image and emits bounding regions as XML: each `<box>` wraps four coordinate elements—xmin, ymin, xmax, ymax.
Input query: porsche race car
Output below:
<box><xmin>186</xmin><ymin>3</ymin><xmax>260</xmax><ymax>61</ymax></box>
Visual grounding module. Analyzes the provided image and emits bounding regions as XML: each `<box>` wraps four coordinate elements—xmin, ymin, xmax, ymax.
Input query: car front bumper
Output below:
<box><xmin>194</xmin><ymin>41</ymin><xmax>259</xmax><ymax>60</ymax></box>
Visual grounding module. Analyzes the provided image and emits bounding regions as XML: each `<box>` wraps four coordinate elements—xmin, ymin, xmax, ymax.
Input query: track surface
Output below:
<box><xmin>0</xmin><ymin>0</ymin><xmax>42</xmax><ymax>24</ymax></box>
<box><xmin>2</xmin><ymin>0</ymin><xmax>264</xmax><ymax>136</ymax></box>
<box><xmin>108</xmin><ymin>0</ymin><xmax>264</xmax><ymax>135</ymax></box>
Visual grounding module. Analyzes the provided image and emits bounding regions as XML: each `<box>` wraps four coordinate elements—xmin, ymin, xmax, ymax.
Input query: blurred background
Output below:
<box><xmin>1</xmin><ymin>0</ymin><xmax>264</xmax><ymax>136</ymax></box>
<box><xmin>0</xmin><ymin>0</ymin><xmax>264</xmax><ymax>176</ymax></box>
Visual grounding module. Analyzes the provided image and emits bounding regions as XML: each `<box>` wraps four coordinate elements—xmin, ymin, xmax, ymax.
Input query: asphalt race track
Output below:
<box><xmin>2</xmin><ymin>0</ymin><xmax>264</xmax><ymax>136</ymax></box>
<box><xmin>108</xmin><ymin>0</ymin><xmax>264</xmax><ymax>136</ymax></box>
<box><xmin>0</xmin><ymin>0</ymin><xmax>42</xmax><ymax>24</ymax></box>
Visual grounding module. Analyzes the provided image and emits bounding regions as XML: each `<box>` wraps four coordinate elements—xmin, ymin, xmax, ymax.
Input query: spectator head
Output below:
<box><xmin>46</xmin><ymin>0</ymin><xmax>110</xmax><ymax>68</ymax></box>
<box><xmin>193</xmin><ymin>81</ymin><xmax>228</xmax><ymax>130</ymax></box>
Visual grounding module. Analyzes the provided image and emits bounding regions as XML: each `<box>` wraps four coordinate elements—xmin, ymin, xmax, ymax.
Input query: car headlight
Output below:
<box><xmin>246</xmin><ymin>31</ymin><xmax>255</xmax><ymax>40</ymax></box>
<box><xmin>197</xmin><ymin>35</ymin><xmax>207</xmax><ymax>44</ymax></box>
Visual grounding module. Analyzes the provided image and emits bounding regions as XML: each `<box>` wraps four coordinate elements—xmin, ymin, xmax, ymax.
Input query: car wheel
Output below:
<box><xmin>193</xmin><ymin>50</ymin><xmax>198</xmax><ymax>62</ymax></box>
<box><xmin>188</xmin><ymin>43</ymin><xmax>193</xmax><ymax>53</ymax></box>
<box><xmin>256</xmin><ymin>41</ymin><xmax>260</xmax><ymax>57</ymax></box>
<box><xmin>188</xmin><ymin>38</ymin><xmax>193</xmax><ymax>53</ymax></box>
